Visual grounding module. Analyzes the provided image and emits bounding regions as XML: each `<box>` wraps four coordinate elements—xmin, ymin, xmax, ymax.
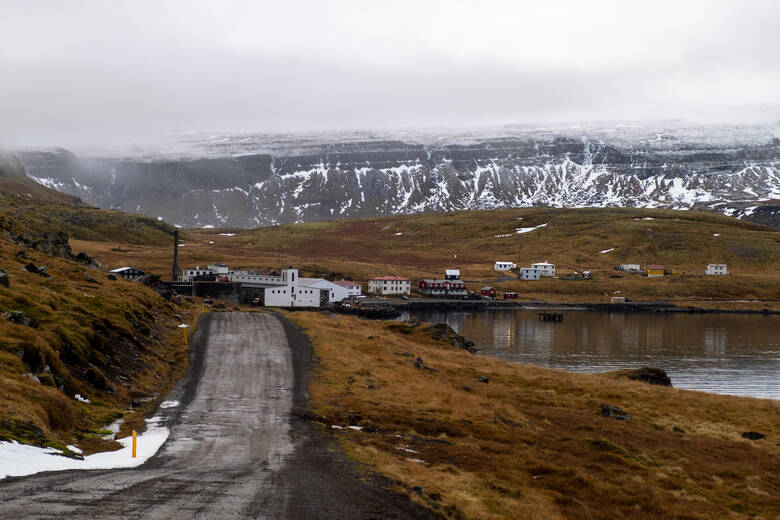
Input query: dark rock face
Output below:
<box><xmin>627</xmin><ymin>367</ymin><xmax>673</xmax><ymax>386</ymax></box>
<box><xmin>16</xmin><ymin>125</ymin><xmax>780</xmax><ymax>228</ymax></box>
<box><xmin>75</xmin><ymin>251</ymin><xmax>102</xmax><ymax>269</ymax></box>
<box><xmin>24</xmin><ymin>262</ymin><xmax>50</xmax><ymax>277</ymax></box>
<box><xmin>741</xmin><ymin>431</ymin><xmax>765</xmax><ymax>440</ymax></box>
<box><xmin>4</xmin><ymin>311</ymin><xmax>39</xmax><ymax>328</ymax></box>
<box><xmin>0</xmin><ymin>269</ymin><xmax>8</xmax><ymax>288</ymax></box>
<box><xmin>601</xmin><ymin>404</ymin><xmax>631</xmax><ymax>421</ymax></box>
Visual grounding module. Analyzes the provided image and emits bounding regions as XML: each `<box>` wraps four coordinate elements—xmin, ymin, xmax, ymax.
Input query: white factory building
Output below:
<box><xmin>298</xmin><ymin>278</ymin><xmax>363</xmax><ymax>303</ymax></box>
<box><xmin>181</xmin><ymin>263</ymin><xmax>366</xmax><ymax>307</ymax></box>
<box><xmin>239</xmin><ymin>268</ymin><xmax>320</xmax><ymax>307</ymax></box>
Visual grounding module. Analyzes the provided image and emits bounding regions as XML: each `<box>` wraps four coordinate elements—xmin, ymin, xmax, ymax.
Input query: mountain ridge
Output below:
<box><xmin>16</xmin><ymin>125</ymin><xmax>780</xmax><ymax>228</ymax></box>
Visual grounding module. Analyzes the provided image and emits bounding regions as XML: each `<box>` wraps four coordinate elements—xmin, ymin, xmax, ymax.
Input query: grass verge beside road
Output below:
<box><xmin>287</xmin><ymin>311</ymin><xmax>780</xmax><ymax>519</ymax></box>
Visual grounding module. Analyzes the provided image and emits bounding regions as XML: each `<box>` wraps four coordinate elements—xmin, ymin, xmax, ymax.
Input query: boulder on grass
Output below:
<box><xmin>627</xmin><ymin>367</ymin><xmax>672</xmax><ymax>386</ymax></box>
<box><xmin>601</xmin><ymin>404</ymin><xmax>631</xmax><ymax>421</ymax></box>
<box><xmin>4</xmin><ymin>311</ymin><xmax>39</xmax><ymax>328</ymax></box>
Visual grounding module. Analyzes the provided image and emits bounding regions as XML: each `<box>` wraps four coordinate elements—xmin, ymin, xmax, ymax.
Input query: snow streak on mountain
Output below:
<box><xmin>17</xmin><ymin>123</ymin><xmax>780</xmax><ymax>228</ymax></box>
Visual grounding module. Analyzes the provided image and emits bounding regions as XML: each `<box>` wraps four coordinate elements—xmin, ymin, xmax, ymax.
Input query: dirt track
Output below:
<box><xmin>0</xmin><ymin>312</ymin><xmax>429</xmax><ymax>519</ymax></box>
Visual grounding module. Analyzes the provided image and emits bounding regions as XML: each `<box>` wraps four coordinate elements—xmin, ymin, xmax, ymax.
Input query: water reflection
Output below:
<box><xmin>400</xmin><ymin>309</ymin><xmax>780</xmax><ymax>399</ymax></box>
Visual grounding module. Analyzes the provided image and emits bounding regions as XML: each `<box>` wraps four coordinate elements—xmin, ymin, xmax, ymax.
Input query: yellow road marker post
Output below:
<box><xmin>132</xmin><ymin>430</ymin><xmax>137</xmax><ymax>458</ymax></box>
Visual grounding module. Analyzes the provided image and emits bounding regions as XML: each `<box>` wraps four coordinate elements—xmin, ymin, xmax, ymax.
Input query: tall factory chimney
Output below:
<box><xmin>172</xmin><ymin>229</ymin><xmax>180</xmax><ymax>281</ymax></box>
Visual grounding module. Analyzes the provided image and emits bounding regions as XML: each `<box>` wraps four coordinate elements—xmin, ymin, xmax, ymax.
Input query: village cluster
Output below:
<box><xmin>108</xmin><ymin>246</ymin><xmax>730</xmax><ymax>309</ymax></box>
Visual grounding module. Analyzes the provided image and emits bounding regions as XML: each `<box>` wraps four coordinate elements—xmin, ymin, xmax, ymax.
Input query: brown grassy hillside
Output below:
<box><xmin>0</xmin><ymin>216</ymin><xmax>188</xmax><ymax>454</ymax></box>
<box><xmin>288</xmin><ymin>311</ymin><xmax>780</xmax><ymax>520</ymax></box>
<box><xmin>0</xmin><ymin>153</ymin><xmax>176</xmax><ymax>246</ymax></box>
<box><xmin>73</xmin><ymin>208</ymin><xmax>780</xmax><ymax>306</ymax></box>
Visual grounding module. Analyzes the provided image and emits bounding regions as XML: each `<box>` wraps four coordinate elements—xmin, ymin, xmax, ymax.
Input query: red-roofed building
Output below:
<box><xmin>368</xmin><ymin>276</ymin><xmax>410</xmax><ymax>295</ymax></box>
<box><xmin>418</xmin><ymin>278</ymin><xmax>467</xmax><ymax>298</ymax></box>
<box><xmin>480</xmin><ymin>286</ymin><xmax>497</xmax><ymax>300</ymax></box>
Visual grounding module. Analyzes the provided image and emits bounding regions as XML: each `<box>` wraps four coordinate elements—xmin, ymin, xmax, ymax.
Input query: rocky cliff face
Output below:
<box><xmin>17</xmin><ymin>125</ymin><xmax>780</xmax><ymax>228</ymax></box>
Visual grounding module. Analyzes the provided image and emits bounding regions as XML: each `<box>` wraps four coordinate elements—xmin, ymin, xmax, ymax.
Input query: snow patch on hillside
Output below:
<box><xmin>0</xmin><ymin>417</ymin><xmax>168</xmax><ymax>480</ymax></box>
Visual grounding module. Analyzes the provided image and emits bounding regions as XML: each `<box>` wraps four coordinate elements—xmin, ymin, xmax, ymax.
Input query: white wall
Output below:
<box><xmin>531</xmin><ymin>263</ymin><xmax>555</xmax><ymax>277</ymax></box>
<box><xmin>520</xmin><ymin>268</ymin><xmax>540</xmax><ymax>280</ymax></box>
<box><xmin>300</xmin><ymin>278</ymin><xmax>350</xmax><ymax>303</ymax></box>
<box><xmin>368</xmin><ymin>279</ymin><xmax>410</xmax><ymax>295</ymax></box>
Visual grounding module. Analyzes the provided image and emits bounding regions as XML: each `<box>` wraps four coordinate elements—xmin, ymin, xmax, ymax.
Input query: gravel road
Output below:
<box><xmin>0</xmin><ymin>312</ymin><xmax>429</xmax><ymax>519</ymax></box>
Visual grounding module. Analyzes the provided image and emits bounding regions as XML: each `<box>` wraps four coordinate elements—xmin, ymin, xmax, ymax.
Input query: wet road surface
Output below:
<box><xmin>0</xmin><ymin>312</ymin><xmax>428</xmax><ymax>519</ymax></box>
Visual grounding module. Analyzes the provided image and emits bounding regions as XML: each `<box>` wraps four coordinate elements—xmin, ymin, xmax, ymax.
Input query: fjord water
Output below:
<box><xmin>400</xmin><ymin>309</ymin><xmax>780</xmax><ymax>399</ymax></box>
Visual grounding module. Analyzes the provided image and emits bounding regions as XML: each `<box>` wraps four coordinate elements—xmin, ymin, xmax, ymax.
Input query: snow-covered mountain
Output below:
<box><xmin>17</xmin><ymin>123</ymin><xmax>780</xmax><ymax>228</ymax></box>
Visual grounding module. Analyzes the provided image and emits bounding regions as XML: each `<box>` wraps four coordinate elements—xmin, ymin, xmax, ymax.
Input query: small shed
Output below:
<box><xmin>705</xmin><ymin>264</ymin><xmax>729</xmax><ymax>275</ymax></box>
<box><xmin>647</xmin><ymin>265</ymin><xmax>665</xmax><ymax>278</ymax></box>
<box><xmin>109</xmin><ymin>267</ymin><xmax>146</xmax><ymax>280</ymax></box>
<box><xmin>503</xmin><ymin>291</ymin><xmax>518</xmax><ymax>300</ymax></box>
<box><xmin>445</xmin><ymin>269</ymin><xmax>461</xmax><ymax>280</ymax></box>
<box><xmin>480</xmin><ymin>286</ymin><xmax>497</xmax><ymax>300</ymax></box>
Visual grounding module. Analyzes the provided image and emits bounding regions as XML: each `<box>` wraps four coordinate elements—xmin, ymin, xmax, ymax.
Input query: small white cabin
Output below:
<box><xmin>618</xmin><ymin>264</ymin><xmax>641</xmax><ymax>272</ymax></box>
<box><xmin>705</xmin><ymin>264</ymin><xmax>729</xmax><ymax>276</ymax></box>
<box><xmin>109</xmin><ymin>267</ymin><xmax>146</xmax><ymax>280</ymax></box>
<box><xmin>530</xmin><ymin>262</ymin><xmax>555</xmax><ymax>277</ymax></box>
<box><xmin>520</xmin><ymin>267</ymin><xmax>541</xmax><ymax>280</ymax></box>
<box><xmin>494</xmin><ymin>261</ymin><xmax>516</xmax><ymax>271</ymax></box>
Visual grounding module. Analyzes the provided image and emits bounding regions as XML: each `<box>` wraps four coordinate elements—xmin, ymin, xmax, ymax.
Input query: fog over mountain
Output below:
<box><xmin>2</xmin><ymin>2</ymin><xmax>778</xmax><ymax>227</ymax></box>
<box><xmin>17</xmin><ymin>122</ymin><xmax>780</xmax><ymax>229</ymax></box>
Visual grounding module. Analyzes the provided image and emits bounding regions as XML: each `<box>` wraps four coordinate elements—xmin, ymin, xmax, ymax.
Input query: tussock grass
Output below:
<box><xmin>289</xmin><ymin>311</ymin><xmax>780</xmax><ymax>519</ymax></box>
<box><xmin>0</xmin><ymin>225</ymin><xmax>189</xmax><ymax>452</ymax></box>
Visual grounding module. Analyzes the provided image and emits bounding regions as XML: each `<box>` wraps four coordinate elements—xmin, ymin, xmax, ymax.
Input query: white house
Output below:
<box><xmin>494</xmin><ymin>261</ymin><xmax>516</xmax><ymax>271</ymax></box>
<box><xmin>618</xmin><ymin>264</ymin><xmax>641</xmax><ymax>272</ymax></box>
<box><xmin>445</xmin><ymin>269</ymin><xmax>461</xmax><ymax>280</ymax></box>
<box><xmin>520</xmin><ymin>267</ymin><xmax>541</xmax><ymax>280</ymax></box>
<box><xmin>531</xmin><ymin>261</ymin><xmax>556</xmax><ymax>277</ymax></box>
<box><xmin>109</xmin><ymin>267</ymin><xmax>146</xmax><ymax>280</ymax></box>
<box><xmin>333</xmin><ymin>280</ymin><xmax>362</xmax><ymax>298</ymax></box>
<box><xmin>368</xmin><ymin>276</ymin><xmax>411</xmax><ymax>295</ymax></box>
<box><xmin>705</xmin><ymin>264</ymin><xmax>729</xmax><ymax>276</ymax></box>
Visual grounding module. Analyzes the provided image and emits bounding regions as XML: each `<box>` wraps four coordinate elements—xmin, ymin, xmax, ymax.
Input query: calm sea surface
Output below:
<box><xmin>399</xmin><ymin>309</ymin><xmax>780</xmax><ymax>399</ymax></box>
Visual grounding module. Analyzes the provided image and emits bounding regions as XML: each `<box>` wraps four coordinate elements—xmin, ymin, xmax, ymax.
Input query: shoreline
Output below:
<box><xmin>353</xmin><ymin>298</ymin><xmax>780</xmax><ymax>316</ymax></box>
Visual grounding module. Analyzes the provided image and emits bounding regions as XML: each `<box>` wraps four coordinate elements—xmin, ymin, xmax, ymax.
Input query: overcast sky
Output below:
<box><xmin>1</xmin><ymin>0</ymin><xmax>778</xmax><ymax>147</ymax></box>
